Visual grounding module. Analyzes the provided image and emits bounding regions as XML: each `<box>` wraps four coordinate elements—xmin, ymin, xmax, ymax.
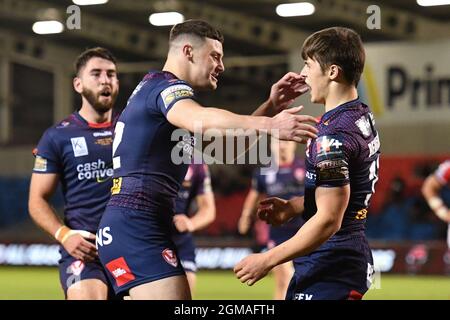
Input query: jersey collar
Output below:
<box><xmin>73</xmin><ymin>112</ymin><xmax>112</xmax><ymax>129</ymax></box>
<box><xmin>320</xmin><ymin>97</ymin><xmax>361</xmax><ymax>124</ymax></box>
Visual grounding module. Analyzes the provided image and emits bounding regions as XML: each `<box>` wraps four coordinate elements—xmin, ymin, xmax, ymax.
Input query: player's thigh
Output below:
<box><xmin>98</xmin><ymin>206</ymin><xmax>185</xmax><ymax>296</ymax></box>
<box><xmin>129</xmin><ymin>275</ymin><xmax>191</xmax><ymax>300</ymax></box>
<box><xmin>273</xmin><ymin>261</ymin><xmax>293</xmax><ymax>279</ymax></box>
<box><xmin>185</xmin><ymin>271</ymin><xmax>196</xmax><ymax>293</ymax></box>
<box><xmin>67</xmin><ymin>279</ymin><xmax>108</xmax><ymax>300</ymax></box>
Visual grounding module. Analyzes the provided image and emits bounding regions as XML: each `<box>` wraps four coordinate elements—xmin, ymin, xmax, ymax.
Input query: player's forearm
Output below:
<box><xmin>288</xmin><ymin>196</ymin><xmax>305</xmax><ymax>216</ymax></box>
<box><xmin>266</xmin><ymin>211</ymin><xmax>340</xmax><ymax>266</ymax></box>
<box><xmin>251</xmin><ymin>99</ymin><xmax>277</xmax><ymax>117</ymax></box>
<box><xmin>28</xmin><ymin>198</ymin><xmax>64</xmax><ymax>238</ymax></box>
<box><xmin>190</xmin><ymin>208</ymin><xmax>216</xmax><ymax>231</ymax></box>
<box><xmin>196</xmin><ymin>107</ymin><xmax>272</xmax><ymax>133</ymax></box>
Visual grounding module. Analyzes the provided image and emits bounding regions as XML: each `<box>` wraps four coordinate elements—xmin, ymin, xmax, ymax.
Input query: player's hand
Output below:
<box><xmin>234</xmin><ymin>252</ymin><xmax>273</xmax><ymax>286</ymax></box>
<box><xmin>268</xmin><ymin>72</ymin><xmax>310</xmax><ymax>113</ymax></box>
<box><xmin>238</xmin><ymin>215</ymin><xmax>252</xmax><ymax>235</ymax></box>
<box><xmin>257</xmin><ymin>197</ymin><xmax>296</xmax><ymax>226</ymax></box>
<box><xmin>62</xmin><ymin>231</ymin><xmax>97</xmax><ymax>262</ymax></box>
<box><xmin>270</xmin><ymin>106</ymin><xmax>318</xmax><ymax>143</ymax></box>
<box><xmin>173</xmin><ymin>214</ymin><xmax>194</xmax><ymax>233</ymax></box>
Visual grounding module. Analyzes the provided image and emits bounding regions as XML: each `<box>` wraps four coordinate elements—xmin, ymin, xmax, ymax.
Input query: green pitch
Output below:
<box><xmin>0</xmin><ymin>267</ymin><xmax>448</xmax><ymax>300</ymax></box>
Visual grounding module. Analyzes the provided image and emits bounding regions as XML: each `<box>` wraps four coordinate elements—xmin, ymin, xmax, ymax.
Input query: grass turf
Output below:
<box><xmin>0</xmin><ymin>267</ymin><xmax>448</xmax><ymax>300</ymax></box>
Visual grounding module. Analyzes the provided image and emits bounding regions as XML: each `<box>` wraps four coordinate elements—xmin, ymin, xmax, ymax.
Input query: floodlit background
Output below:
<box><xmin>0</xmin><ymin>0</ymin><xmax>449</xmax><ymax>299</ymax></box>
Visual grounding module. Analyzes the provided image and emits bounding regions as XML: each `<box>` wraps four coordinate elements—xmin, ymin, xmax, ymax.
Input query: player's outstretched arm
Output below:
<box><xmin>252</xmin><ymin>72</ymin><xmax>309</xmax><ymax>117</ymax></box>
<box><xmin>234</xmin><ymin>185</ymin><xmax>349</xmax><ymax>286</ymax></box>
<box><xmin>29</xmin><ymin>173</ymin><xmax>97</xmax><ymax>261</ymax></box>
<box><xmin>167</xmin><ymin>99</ymin><xmax>318</xmax><ymax>143</ymax></box>
<box><xmin>422</xmin><ymin>175</ymin><xmax>450</xmax><ymax>222</ymax></box>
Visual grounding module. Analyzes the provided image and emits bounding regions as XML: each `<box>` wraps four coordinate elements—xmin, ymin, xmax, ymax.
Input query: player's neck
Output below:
<box><xmin>79</xmin><ymin>103</ymin><xmax>111</xmax><ymax>124</ymax></box>
<box><xmin>324</xmin><ymin>84</ymin><xmax>358</xmax><ymax>112</ymax></box>
<box><xmin>163</xmin><ymin>58</ymin><xmax>188</xmax><ymax>83</ymax></box>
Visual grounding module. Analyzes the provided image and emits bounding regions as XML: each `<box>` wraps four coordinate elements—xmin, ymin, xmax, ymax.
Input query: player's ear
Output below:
<box><xmin>182</xmin><ymin>44</ymin><xmax>194</xmax><ymax>61</ymax></box>
<box><xmin>73</xmin><ymin>76</ymin><xmax>82</xmax><ymax>94</ymax></box>
<box><xmin>329</xmin><ymin>64</ymin><xmax>340</xmax><ymax>81</ymax></box>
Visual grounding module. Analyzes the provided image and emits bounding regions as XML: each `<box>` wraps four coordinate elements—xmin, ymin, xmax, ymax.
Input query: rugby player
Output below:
<box><xmin>235</xmin><ymin>27</ymin><xmax>381</xmax><ymax>300</ymax></box>
<box><xmin>97</xmin><ymin>19</ymin><xmax>318</xmax><ymax>300</ymax></box>
<box><xmin>29</xmin><ymin>48</ymin><xmax>119</xmax><ymax>299</ymax></box>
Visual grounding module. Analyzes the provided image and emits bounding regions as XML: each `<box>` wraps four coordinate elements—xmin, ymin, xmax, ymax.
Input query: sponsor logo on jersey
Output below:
<box><xmin>56</xmin><ymin>121</ymin><xmax>70</xmax><ymax>129</ymax></box>
<box><xmin>95</xmin><ymin>137</ymin><xmax>113</xmax><ymax>146</ymax></box>
<box><xmin>161</xmin><ymin>84</ymin><xmax>194</xmax><ymax>108</ymax></box>
<box><xmin>93</xmin><ymin>131</ymin><xmax>112</xmax><ymax>137</ymax></box>
<box><xmin>355</xmin><ymin>208</ymin><xmax>368</xmax><ymax>220</ymax></box>
<box><xmin>111</xmin><ymin>177</ymin><xmax>122</xmax><ymax>195</ymax></box>
<box><xmin>105</xmin><ymin>257</ymin><xmax>136</xmax><ymax>287</ymax></box>
<box><xmin>306</xmin><ymin>170</ymin><xmax>316</xmax><ymax>182</ymax></box>
<box><xmin>70</xmin><ymin>260</ymin><xmax>85</xmax><ymax>276</ymax></box>
<box><xmin>162</xmin><ymin>248</ymin><xmax>178</xmax><ymax>267</ymax></box>
<box><xmin>71</xmin><ymin>137</ymin><xmax>89</xmax><ymax>157</ymax></box>
<box><xmin>316</xmin><ymin>136</ymin><xmax>343</xmax><ymax>156</ymax></box>
<box><xmin>265</xmin><ymin>171</ymin><xmax>277</xmax><ymax>185</ymax></box>
<box><xmin>317</xmin><ymin>160</ymin><xmax>349</xmax><ymax>182</ymax></box>
<box><xmin>76</xmin><ymin>159</ymin><xmax>113</xmax><ymax>182</ymax></box>
<box><xmin>33</xmin><ymin>156</ymin><xmax>48</xmax><ymax>172</ymax></box>
<box><xmin>294</xmin><ymin>293</ymin><xmax>313</xmax><ymax>300</ymax></box>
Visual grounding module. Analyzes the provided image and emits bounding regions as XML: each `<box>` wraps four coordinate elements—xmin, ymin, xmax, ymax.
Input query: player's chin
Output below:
<box><xmin>208</xmin><ymin>80</ymin><xmax>218</xmax><ymax>90</ymax></box>
<box><xmin>94</xmin><ymin>100</ymin><xmax>113</xmax><ymax>113</ymax></box>
<box><xmin>209</xmin><ymin>77</ymin><xmax>218</xmax><ymax>89</ymax></box>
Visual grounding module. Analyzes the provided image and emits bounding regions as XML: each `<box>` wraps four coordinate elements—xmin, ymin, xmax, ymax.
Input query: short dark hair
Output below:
<box><xmin>301</xmin><ymin>27</ymin><xmax>365</xmax><ymax>86</ymax></box>
<box><xmin>169</xmin><ymin>19</ymin><xmax>224</xmax><ymax>44</ymax></box>
<box><xmin>74</xmin><ymin>47</ymin><xmax>117</xmax><ymax>75</ymax></box>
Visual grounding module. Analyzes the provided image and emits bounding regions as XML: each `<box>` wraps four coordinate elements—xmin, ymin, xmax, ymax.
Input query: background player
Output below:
<box><xmin>172</xmin><ymin>163</ymin><xmax>216</xmax><ymax>297</ymax></box>
<box><xmin>421</xmin><ymin>160</ymin><xmax>450</xmax><ymax>248</ymax></box>
<box><xmin>235</xmin><ymin>27</ymin><xmax>381</xmax><ymax>300</ymax></box>
<box><xmin>28</xmin><ymin>47</ymin><xmax>119</xmax><ymax>299</ymax></box>
<box><xmin>97</xmin><ymin>19</ymin><xmax>318</xmax><ymax>300</ymax></box>
<box><xmin>238</xmin><ymin>140</ymin><xmax>305</xmax><ymax>299</ymax></box>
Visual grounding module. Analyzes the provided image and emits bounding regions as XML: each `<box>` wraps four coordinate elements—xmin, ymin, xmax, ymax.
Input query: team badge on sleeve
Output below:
<box><xmin>33</xmin><ymin>156</ymin><xmax>48</xmax><ymax>172</ymax></box>
<box><xmin>315</xmin><ymin>135</ymin><xmax>349</xmax><ymax>184</ymax></box>
<box><xmin>160</xmin><ymin>84</ymin><xmax>194</xmax><ymax>108</ymax></box>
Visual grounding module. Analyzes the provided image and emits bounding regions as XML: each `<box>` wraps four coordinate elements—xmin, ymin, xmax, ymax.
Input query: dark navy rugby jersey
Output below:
<box><xmin>253</xmin><ymin>158</ymin><xmax>306</xmax><ymax>228</ymax></box>
<box><xmin>109</xmin><ymin>71</ymin><xmax>197</xmax><ymax>212</ymax></box>
<box><xmin>303</xmin><ymin>98</ymin><xmax>380</xmax><ymax>233</ymax></box>
<box><xmin>33</xmin><ymin>112</ymin><xmax>115</xmax><ymax>233</ymax></box>
<box><xmin>174</xmin><ymin>164</ymin><xmax>211</xmax><ymax>215</ymax></box>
